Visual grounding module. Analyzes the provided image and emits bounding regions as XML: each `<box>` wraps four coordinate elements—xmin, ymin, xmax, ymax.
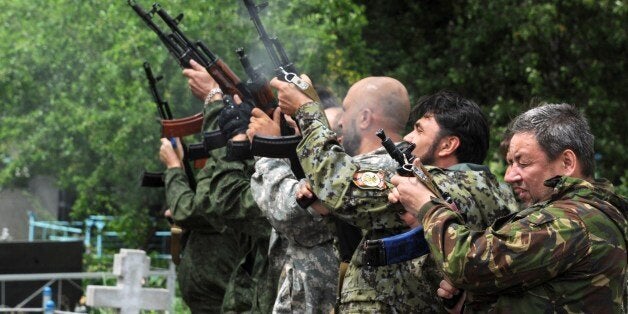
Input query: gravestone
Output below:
<box><xmin>86</xmin><ymin>249</ymin><xmax>170</xmax><ymax>314</ymax></box>
<box><xmin>0</xmin><ymin>240</ymin><xmax>83</xmax><ymax>309</ymax></box>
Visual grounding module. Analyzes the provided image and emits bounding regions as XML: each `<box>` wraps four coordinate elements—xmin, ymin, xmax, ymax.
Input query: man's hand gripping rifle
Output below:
<box><xmin>129</xmin><ymin>1</ymin><xmax>249</xmax><ymax>159</ymax></box>
<box><xmin>139</xmin><ymin>62</ymin><xmax>194</xmax><ymax>266</ymax></box>
<box><xmin>241</xmin><ymin>0</ymin><xmax>322</xmax><ymax>203</ymax></box>
<box><xmin>140</xmin><ymin>61</ymin><xmax>204</xmax><ymax>190</ymax></box>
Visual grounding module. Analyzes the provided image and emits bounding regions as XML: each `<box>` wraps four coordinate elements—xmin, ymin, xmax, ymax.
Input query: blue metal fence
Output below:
<box><xmin>27</xmin><ymin>212</ymin><xmax>170</xmax><ymax>259</ymax></box>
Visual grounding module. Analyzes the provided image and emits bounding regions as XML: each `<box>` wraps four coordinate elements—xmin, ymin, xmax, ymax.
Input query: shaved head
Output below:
<box><xmin>339</xmin><ymin>76</ymin><xmax>410</xmax><ymax>155</ymax></box>
<box><xmin>344</xmin><ymin>77</ymin><xmax>410</xmax><ymax>134</ymax></box>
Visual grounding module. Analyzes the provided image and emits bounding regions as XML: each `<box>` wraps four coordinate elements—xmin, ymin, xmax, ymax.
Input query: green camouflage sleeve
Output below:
<box><xmin>295</xmin><ymin>102</ymin><xmax>404</xmax><ymax>230</ymax></box>
<box><xmin>416</xmin><ymin>200</ymin><xmax>590</xmax><ymax>294</ymax></box>
<box><xmin>164</xmin><ymin>101</ymin><xmax>223</xmax><ymax>230</ymax></box>
<box><xmin>165</xmin><ymin>100</ymin><xmax>269</xmax><ymax>238</ymax></box>
<box><xmin>201</xmin><ymin>152</ymin><xmax>270</xmax><ymax>238</ymax></box>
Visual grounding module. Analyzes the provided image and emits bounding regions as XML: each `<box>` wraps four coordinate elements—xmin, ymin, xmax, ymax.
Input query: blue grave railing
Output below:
<box><xmin>27</xmin><ymin>212</ymin><xmax>170</xmax><ymax>259</ymax></box>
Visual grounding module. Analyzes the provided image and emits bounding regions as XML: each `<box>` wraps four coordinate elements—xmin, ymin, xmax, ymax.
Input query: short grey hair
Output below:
<box><xmin>507</xmin><ymin>103</ymin><xmax>595</xmax><ymax>177</ymax></box>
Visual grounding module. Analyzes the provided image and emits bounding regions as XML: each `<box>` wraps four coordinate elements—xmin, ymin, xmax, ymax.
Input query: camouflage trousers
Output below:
<box><xmin>177</xmin><ymin>230</ymin><xmax>240</xmax><ymax>313</ymax></box>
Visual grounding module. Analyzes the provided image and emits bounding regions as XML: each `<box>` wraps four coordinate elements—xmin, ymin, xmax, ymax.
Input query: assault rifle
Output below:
<box><xmin>129</xmin><ymin>0</ymin><xmax>249</xmax><ymax>158</ymax></box>
<box><xmin>129</xmin><ymin>1</ymin><xmax>300</xmax><ymax>160</ymax></box>
<box><xmin>365</xmin><ymin>129</ymin><xmax>462</xmax><ymax>309</ymax></box>
<box><xmin>140</xmin><ymin>61</ymin><xmax>203</xmax><ymax>190</ymax></box>
<box><xmin>241</xmin><ymin>0</ymin><xmax>320</xmax><ymax>104</ymax></box>
<box><xmin>241</xmin><ymin>0</ymin><xmax>360</xmax><ymax>262</ymax></box>
<box><xmin>235</xmin><ymin>46</ymin><xmax>304</xmax><ymax>175</ymax></box>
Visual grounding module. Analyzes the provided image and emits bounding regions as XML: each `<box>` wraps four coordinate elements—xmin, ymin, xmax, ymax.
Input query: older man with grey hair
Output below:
<box><xmin>391</xmin><ymin>103</ymin><xmax>628</xmax><ymax>313</ymax></box>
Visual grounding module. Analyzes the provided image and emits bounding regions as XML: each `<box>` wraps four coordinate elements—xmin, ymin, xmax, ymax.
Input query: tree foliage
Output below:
<box><xmin>0</xmin><ymin>0</ymin><xmax>368</xmax><ymax>246</ymax></box>
<box><xmin>358</xmin><ymin>0</ymin><xmax>627</xmax><ymax>192</ymax></box>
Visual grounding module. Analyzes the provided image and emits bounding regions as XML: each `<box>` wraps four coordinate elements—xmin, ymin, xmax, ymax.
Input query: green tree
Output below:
<box><xmin>359</xmin><ymin>0</ymin><xmax>627</xmax><ymax>192</ymax></box>
<box><xmin>0</xmin><ymin>0</ymin><xmax>369</xmax><ymax>246</ymax></box>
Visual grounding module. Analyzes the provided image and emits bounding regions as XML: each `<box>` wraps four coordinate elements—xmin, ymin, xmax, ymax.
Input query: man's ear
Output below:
<box><xmin>358</xmin><ymin>108</ymin><xmax>372</xmax><ymax>130</ymax></box>
<box><xmin>437</xmin><ymin>136</ymin><xmax>460</xmax><ymax>157</ymax></box>
<box><xmin>560</xmin><ymin>149</ymin><xmax>578</xmax><ymax>176</ymax></box>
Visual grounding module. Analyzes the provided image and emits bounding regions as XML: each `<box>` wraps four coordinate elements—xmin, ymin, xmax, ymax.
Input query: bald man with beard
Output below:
<box><xmin>271</xmin><ymin>76</ymin><xmax>435</xmax><ymax>312</ymax></box>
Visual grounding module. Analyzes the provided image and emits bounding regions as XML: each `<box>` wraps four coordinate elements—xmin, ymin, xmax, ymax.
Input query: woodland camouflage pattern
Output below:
<box><xmin>251</xmin><ymin>157</ymin><xmax>338</xmax><ymax>313</ymax></box>
<box><xmin>417</xmin><ymin>176</ymin><xmax>628</xmax><ymax>313</ymax></box>
<box><xmin>295</xmin><ymin>102</ymin><xmax>519</xmax><ymax>312</ymax></box>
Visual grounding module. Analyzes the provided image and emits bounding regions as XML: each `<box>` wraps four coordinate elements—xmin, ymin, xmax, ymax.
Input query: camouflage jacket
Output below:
<box><xmin>164</xmin><ymin>101</ymin><xmax>245</xmax><ymax>312</ymax></box>
<box><xmin>418</xmin><ymin>176</ymin><xmax>628</xmax><ymax>313</ymax></box>
<box><xmin>295</xmin><ymin>102</ymin><xmax>519</xmax><ymax>312</ymax></box>
<box><xmin>251</xmin><ymin>157</ymin><xmax>338</xmax><ymax>313</ymax></box>
<box><xmin>165</xmin><ymin>99</ymin><xmax>275</xmax><ymax>313</ymax></box>
<box><xmin>164</xmin><ymin>100</ymin><xmax>267</xmax><ymax>235</ymax></box>
<box><xmin>164</xmin><ymin>101</ymin><xmax>224</xmax><ymax>231</ymax></box>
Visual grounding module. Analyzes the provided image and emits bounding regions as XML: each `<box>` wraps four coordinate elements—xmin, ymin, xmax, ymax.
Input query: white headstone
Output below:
<box><xmin>86</xmin><ymin>249</ymin><xmax>170</xmax><ymax>314</ymax></box>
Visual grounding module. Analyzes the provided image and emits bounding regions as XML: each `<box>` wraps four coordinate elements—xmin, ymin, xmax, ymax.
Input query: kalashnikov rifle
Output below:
<box><xmin>140</xmin><ymin>61</ymin><xmax>201</xmax><ymax>190</ymax></box>
<box><xmin>241</xmin><ymin>0</ymin><xmax>360</xmax><ymax>264</ymax></box>
<box><xmin>130</xmin><ymin>1</ymin><xmax>299</xmax><ymax>160</ymax></box>
<box><xmin>241</xmin><ymin>0</ymin><xmax>320</xmax><ymax>107</ymax></box>
<box><xmin>140</xmin><ymin>61</ymin><xmax>195</xmax><ymax>265</ymax></box>
<box><xmin>129</xmin><ymin>1</ymin><xmax>245</xmax><ymax>156</ymax></box>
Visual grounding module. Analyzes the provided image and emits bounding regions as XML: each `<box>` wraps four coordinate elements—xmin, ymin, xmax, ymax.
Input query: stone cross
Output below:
<box><xmin>86</xmin><ymin>249</ymin><xmax>170</xmax><ymax>314</ymax></box>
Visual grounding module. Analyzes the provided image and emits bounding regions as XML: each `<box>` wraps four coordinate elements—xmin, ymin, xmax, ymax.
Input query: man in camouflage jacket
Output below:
<box><xmin>248</xmin><ymin>106</ymin><xmax>343</xmax><ymax>313</ymax></box>
<box><xmin>160</xmin><ymin>60</ymin><xmax>274</xmax><ymax>313</ymax></box>
<box><xmin>392</xmin><ymin>103</ymin><xmax>627</xmax><ymax>313</ymax></box>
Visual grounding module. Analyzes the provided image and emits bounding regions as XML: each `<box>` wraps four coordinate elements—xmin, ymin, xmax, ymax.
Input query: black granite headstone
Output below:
<box><xmin>0</xmin><ymin>240</ymin><xmax>83</xmax><ymax>310</ymax></box>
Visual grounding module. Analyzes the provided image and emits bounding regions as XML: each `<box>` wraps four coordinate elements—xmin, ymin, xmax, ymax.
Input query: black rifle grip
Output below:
<box><xmin>442</xmin><ymin>289</ymin><xmax>464</xmax><ymax>310</ymax></box>
<box><xmin>296</xmin><ymin>195</ymin><xmax>317</xmax><ymax>209</ymax></box>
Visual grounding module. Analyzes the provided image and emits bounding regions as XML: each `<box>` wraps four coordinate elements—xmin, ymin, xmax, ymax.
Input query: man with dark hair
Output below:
<box><xmin>407</xmin><ymin>90</ymin><xmax>489</xmax><ymax>165</ymax></box>
<box><xmin>274</xmin><ymin>77</ymin><xmax>518</xmax><ymax>312</ymax></box>
<box><xmin>399</xmin><ymin>90</ymin><xmax>515</xmax><ymax>229</ymax></box>
<box><xmin>392</xmin><ymin>103</ymin><xmax>627</xmax><ymax>312</ymax></box>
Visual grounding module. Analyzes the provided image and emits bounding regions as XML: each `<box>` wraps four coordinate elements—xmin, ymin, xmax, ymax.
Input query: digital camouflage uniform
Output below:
<box><xmin>251</xmin><ymin>157</ymin><xmax>338</xmax><ymax>313</ymax></box>
<box><xmin>418</xmin><ymin>176</ymin><xmax>628</xmax><ymax>313</ymax></box>
<box><xmin>164</xmin><ymin>102</ymin><xmax>242</xmax><ymax>313</ymax></box>
<box><xmin>295</xmin><ymin>102</ymin><xmax>519</xmax><ymax>313</ymax></box>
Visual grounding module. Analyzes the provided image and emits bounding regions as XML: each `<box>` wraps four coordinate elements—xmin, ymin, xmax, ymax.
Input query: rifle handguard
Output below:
<box><xmin>161</xmin><ymin>112</ymin><xmax>204</xmax><ymax>138</ymax></box>
<box><xmin>140</xmin><ymin>171</ymin><xmax>165</xmax><ymax>188</ymax></box>
<box><xmin>250</xmin><ymin>135</ymin><xmax>302</xmax><ymax>158</ymax></box>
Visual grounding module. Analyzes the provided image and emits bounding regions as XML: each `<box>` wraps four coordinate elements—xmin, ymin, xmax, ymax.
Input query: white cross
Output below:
<box><xmin>86</xmin><ymin>249</ymin><xmax>170</xmax><ymax>314</ymax></box>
